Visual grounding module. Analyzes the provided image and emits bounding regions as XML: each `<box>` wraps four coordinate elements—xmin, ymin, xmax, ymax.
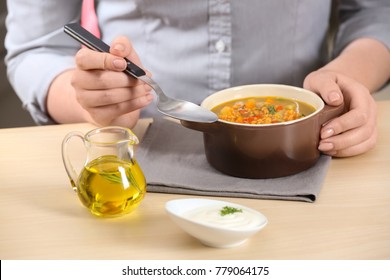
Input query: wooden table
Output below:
<box><xmin>1</xmin><ymin>101</ymin><xmax>389</xmax><ymax>260</ymax></box>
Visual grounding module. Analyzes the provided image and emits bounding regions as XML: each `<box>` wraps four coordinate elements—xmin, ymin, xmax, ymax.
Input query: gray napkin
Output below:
<box><xmin>136</xmin><ymin>118</ymin><xmax>331</xmax><ymax>202</ymax></box>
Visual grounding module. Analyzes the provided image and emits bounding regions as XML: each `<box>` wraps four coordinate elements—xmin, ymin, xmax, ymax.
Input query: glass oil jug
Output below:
<box><xmin>62</xmin><ymin>126</ymin><xmax>146</xmax><ymax>217</ymax></box>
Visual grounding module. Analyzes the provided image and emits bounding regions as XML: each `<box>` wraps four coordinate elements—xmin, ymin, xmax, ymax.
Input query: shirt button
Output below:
<box><xmin>215</xmin><ymin>39</ymin><xmax>226</xmax><ymax>53</ymax></box>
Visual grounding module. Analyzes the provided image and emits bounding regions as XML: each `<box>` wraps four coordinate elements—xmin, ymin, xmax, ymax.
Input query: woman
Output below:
<box><xmin>5</xmin><ymin>0</ymin><xmax>390</xmax><ymax>157</ymax></box>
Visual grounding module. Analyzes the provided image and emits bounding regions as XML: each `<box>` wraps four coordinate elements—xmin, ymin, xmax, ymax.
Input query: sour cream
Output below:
<box><xmin>182</xmin><ymin>204</ymin><xmax>263</xmax><ymax>230</ymax></box>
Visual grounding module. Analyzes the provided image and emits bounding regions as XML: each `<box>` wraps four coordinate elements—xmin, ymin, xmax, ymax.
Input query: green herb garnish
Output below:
<box><xmin>267</xmin><ymin>105</ymin><xmax>276</xmax><ymax>114</ymax></box>
<box><xmin>220</xmin><ymin>206</ymin><xmax>243</xmax><ymax>216</ymax></box>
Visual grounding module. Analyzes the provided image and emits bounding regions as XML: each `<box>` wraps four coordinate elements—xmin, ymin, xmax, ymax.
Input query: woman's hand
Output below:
<box><xmin>71</xmin><ymin>36</ymin><xmax>153</xmax><ymax>126</ymax></box>
<box><xmin>304</xmin><ymin>70</ymin><xmax>377</xmax><ymax>157</ymax></box>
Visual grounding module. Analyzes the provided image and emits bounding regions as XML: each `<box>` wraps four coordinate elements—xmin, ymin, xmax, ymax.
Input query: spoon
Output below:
<box><xmin>64</xmin><ymin>23</ymin><xmax>218</xmax><ymax>123</ymax></box>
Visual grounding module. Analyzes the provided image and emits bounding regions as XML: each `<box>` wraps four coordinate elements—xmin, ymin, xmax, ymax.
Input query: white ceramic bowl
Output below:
<box><xmin>165</xmin><ymin>198</ymin><xmax>268</xmax><ymax>248</ymax></box>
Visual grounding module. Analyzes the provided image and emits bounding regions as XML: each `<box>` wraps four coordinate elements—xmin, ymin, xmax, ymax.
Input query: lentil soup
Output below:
<box><xmin>212</xmin><ymin>96</ymin><xmax>316</xmax><ymax>125</ymax></box>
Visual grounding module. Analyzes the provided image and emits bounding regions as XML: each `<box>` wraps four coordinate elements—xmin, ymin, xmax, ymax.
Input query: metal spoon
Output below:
<box><xmin>64</xmin><ymin>23</ymin><xmax>218</xmax><ymax>123</ymax></box>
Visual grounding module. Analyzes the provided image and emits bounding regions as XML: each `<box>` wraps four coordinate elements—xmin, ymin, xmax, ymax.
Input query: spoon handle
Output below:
<box><xmin>64</xmin><ymin>23</ymin><xmax>146</xmax><ymax>78</ymax></box>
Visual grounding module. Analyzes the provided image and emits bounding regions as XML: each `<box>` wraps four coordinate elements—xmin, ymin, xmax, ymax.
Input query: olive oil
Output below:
<box><xmin>76</xmin><ymin>155</ymin><xmax>146</xmax><ymax>217</ymax></box>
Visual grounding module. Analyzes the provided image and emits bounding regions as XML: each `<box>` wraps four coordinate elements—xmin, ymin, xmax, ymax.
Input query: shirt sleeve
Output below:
<box><xmin>4</xmin><ymin>0</ymin><xmax>82</xmax><ymax>125</ymax></box>
<box><xmin>334</xmin><ymin>0</ymin><xmax>390</xmax><ymax>56</ymax></box>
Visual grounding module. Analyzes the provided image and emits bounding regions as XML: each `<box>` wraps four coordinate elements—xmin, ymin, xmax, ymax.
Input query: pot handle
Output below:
<box><xmin>180</xmin><ymin>120</ymin><xmax>219</xmax><ymax>133</ymax></box>
<box><xmin>319</xmin><ymin>102</ymin><xmax>346</xmax><ymax>125</ymax></box>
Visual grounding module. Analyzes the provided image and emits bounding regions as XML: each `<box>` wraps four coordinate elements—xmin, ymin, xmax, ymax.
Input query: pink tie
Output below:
<box><xmin>81</xmin><ymin>0</ymin><xmax>101</xmax><ymax>38</ymax></box>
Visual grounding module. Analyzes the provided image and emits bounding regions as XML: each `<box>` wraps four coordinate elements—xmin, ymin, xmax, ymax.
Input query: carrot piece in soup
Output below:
<box><xmin>245</xmin><ymin>100</ymin><xmax>256</xmax><ymax>109</ymax></box>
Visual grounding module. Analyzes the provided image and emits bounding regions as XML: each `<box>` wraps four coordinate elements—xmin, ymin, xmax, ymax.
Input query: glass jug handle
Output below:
<box><xmin>61</xmin><ymin>131</ymin><xmax>85</xmax><ymax>191</ymax></box>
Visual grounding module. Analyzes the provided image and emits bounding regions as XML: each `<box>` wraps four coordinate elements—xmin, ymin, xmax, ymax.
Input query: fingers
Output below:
<box><xmin>109</xmin><ymin>36</ymin><xmax>142</xmax><ymax>66</ymax></box>
<box><xmin>304</xmin><ymin>70</ymin><xmax>378</xmax><ymax>157</ymax></box>
<box><xmin>71</xmin><ymin>35</ymin><xmax>154</xmax><ymax>126</ymax></box>
<box><xmin>71</xmin><ymin>68</ymin><xmax>138</xmax><ymax>90</ymax></box>
<box><xmin>75</xmin><ymin>48</ymin><xmax>127</xmax><ymax>71</ymax></box>
<box><xmin>303</xmin><ymin>70</ymin><xmax>343</xmax><ymax>106</ymax></box>
<box><xmin>76</xmin><ymin>83</ymin><xmax>152</xmax><ymax>107</ymax></box>
<box><xmin>319</xmin><ymin>118</ymin><xmax>377</xmax><ymax>157</ymax></box>
<box><xmin>319</xmin><ymin>110</ymin><xmax>377</xmax><ymax>157</ymax></box>
<box><xmin>319</xmin><ymin>126</ymin><xmax>377</xmax><ymax>157</ymax></box>
<box><xmin>310</xmin><ymin>72</ymin><xmax>378</xmax><ymax>157</ymax></box>
<box><xmin>72</xmin><ymin>69</ymin><xmax>154</xmax><ymax>123</ymax></box>
<box><xmin>320</xmin><ymin>106</ymin><xmax>371</xmax><ymax>139</ymax></box>
<box><xmin>75</xmin><ymin>36</ymin><xmax>145</xmax><ymax>73</ymax></box>
<box><xmin>87</xmin><ymin>93</ymin><xmax>154</xmax><ymax>126</ymax></box>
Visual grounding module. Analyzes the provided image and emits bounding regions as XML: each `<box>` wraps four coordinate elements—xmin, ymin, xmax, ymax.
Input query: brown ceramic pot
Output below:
<box><xmin>181</xmin><ymin>84</ymin><xmax>345</xmax><ymax>179</ymax></box>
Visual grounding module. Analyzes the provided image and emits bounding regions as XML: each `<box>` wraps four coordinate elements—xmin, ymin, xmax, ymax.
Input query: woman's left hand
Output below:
<box><xmin>304</xmin><ymin>70</ymin><xmax>377</xmax><ymax>157</ymax></box>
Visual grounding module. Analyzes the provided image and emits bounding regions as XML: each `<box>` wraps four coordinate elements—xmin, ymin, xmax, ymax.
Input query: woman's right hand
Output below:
<box><xmin>71</xmin><ymin>36</ymin><xmax>153</xmax><ymax>126</ymax></box>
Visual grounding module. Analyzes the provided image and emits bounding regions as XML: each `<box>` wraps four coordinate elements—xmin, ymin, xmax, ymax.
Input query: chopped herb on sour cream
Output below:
<box><xmin>220</xmin><ymin>206</ymin><xmax>243</xmax><ymax>216</ymax></box>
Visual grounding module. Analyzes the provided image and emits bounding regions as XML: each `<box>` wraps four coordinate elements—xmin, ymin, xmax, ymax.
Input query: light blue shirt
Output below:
<box><xmin>5</xmin><ymin>0</ymin><xmax>390</xmax><ymax>124</ymax></box>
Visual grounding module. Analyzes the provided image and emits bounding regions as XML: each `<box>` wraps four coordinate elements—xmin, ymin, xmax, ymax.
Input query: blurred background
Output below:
<box><xmin>1</xmin><ymin>1</ymin><xmax>34</xmax><ymax>128</ymax></box>
<box><xmin>0</xmin><ymin>2</ymin><xmax>388</xmax><ymax>129</ymax></box>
